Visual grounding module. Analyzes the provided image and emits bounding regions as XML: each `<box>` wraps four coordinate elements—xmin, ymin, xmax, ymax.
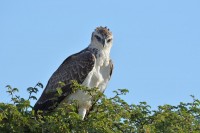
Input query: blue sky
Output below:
<box><xmin>0</xmin><ymin>0</ymin><xmax>200</xmax><ymax>110</ymax></box>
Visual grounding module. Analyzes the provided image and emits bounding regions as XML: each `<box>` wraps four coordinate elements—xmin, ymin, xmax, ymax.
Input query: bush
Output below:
<box><xmin>0</xmin><ymin>82</ymin><xmax>200</xmax><ymax>133</ymax></box>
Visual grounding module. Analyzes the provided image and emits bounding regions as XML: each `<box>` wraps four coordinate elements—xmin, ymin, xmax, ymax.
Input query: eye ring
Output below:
<box><xmin>95</xmin><ymin>35</ymin><xmax>101</xmax><ymax>42</ymax></box>
<box><xmin>107</xmin><ymin>39</ymin><xmax>112</xmax><ymax>43</ymax></box>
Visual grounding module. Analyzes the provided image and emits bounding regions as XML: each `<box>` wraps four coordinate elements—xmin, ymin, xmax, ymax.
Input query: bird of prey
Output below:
<box><xmin>33</xmin><ymin>26</ymin><xmax>114</xmax><ymax>119</ymax></box>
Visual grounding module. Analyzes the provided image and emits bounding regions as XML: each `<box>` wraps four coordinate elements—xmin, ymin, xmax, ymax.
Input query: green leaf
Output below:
<box><xmin>29</xmin><ymin>96</ymin><xmax>37</xmax><ymax>100</ymax></box>
<box><xmin>27</xmin><ymin>87</ymin><xmax>33</xmax><ymax>92</ymax></box>
<box><xmin>12</xmin><ymin>88</ymin><xmax>19</xmax><ymax>93</ymax></box>
<box><xmin>56</xmin><ymin>87</ymin><xmax>63</xmax><ymax>96</ymax></box>
<box><xmin>37</xmin><ymin>82</ymin><xmax>44</xmax><ymax>88</ymax></box>
<box><xmin>58</xmin><ymin>81</ymin><xmax>65</xmax><ymax>87</ymax></box>
<box><xmin>33</xmin><ymin>87</ymin><xmax>38</xmax><ymax>93</ymax></box>
<box><xmin>5</xmin><ymin>85</ymin><xmax>12</xmax><ymax>90</ymax></box>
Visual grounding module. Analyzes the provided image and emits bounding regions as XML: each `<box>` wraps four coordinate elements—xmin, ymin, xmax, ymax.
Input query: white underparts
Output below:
<box><xmin>64</xmin><ymin>47</ymin><xmax>112</xmax><ymax>119</ymax></box>
<box><xmin>57</xmin><ymin>34</ymin><xmax>113</xmax><ymax>119</ymax></box>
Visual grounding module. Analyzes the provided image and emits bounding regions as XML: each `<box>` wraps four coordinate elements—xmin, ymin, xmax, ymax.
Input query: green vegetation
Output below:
<box><xmin>0</xmin><ymin>82</ymin><xmax>200</xmax><ymax>133</ymax></box>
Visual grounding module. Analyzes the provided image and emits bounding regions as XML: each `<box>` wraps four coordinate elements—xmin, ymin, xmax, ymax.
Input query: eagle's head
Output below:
<box><xmin>90</xmin><ymin>26</ymin><xmax>113</xmax><ymax>50</ymax></box>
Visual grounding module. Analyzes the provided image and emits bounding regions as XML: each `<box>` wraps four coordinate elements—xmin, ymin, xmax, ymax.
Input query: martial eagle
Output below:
<box><xmin>34</xmin><ymin>26</ymin><xmax>114</xmax><ymax>119</ymax></box>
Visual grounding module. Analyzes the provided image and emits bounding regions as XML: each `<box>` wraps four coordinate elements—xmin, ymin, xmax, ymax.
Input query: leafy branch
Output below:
<box><xmin>0</xmin><ymin>82</ymin><xmax>200</xmax><ymax>133</ymax></box>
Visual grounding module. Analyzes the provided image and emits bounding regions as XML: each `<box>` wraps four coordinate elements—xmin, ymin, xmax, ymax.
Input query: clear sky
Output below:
<box><xmin>0</xmin><ymin>0</ymin><xmax>200</xmax><ymax>110</ymax></box>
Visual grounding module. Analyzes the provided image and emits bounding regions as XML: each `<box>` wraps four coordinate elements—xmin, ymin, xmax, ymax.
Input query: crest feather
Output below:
<box><xmin>95</xmin><ymin>26</ymin><xmax>112</xmax><ymax>37</ymax></box>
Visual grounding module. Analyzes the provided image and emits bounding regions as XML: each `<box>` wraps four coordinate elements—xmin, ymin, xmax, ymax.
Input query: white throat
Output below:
<box><xmin>88</xmin><ymin>42</ymin><xmax>112</xmax><ymax>57</ymax></box>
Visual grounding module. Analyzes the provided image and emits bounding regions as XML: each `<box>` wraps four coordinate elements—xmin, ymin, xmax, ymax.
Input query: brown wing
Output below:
<box><xmin>33</xmin><ymin>50</ymin><xmax>95</xmax><ymax>111</ymax></box>
<box><xmin>109</xmin><ymin>59</ymin><xmax>114</xmax><ymax>78</ymax></box>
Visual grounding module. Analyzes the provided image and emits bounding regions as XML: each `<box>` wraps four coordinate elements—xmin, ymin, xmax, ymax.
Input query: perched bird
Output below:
<box><xmin>34</xmin><ymin>26</ymin><xmax>114</xmax><ymax>119</ymax></box>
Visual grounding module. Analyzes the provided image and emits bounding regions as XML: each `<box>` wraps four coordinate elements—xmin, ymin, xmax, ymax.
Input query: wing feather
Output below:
<box><xmin>109</xmin><ymin>59</ymin><xmax>114</xmax><ymax>78</ymax></box>
<box><xmin>34</xmin><ymin>50</ymin><xmax>95</xmax><ymax>111</ymax></box>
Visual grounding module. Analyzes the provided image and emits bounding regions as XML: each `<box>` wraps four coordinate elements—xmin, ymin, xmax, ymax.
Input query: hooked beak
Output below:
<box><xmin>102</xmin><ymin>36</ymin><xmax>107</xmax><ymax>47</ymax></box>
<box><xmin>102</xmin><ymin>39</ymin><xmax>106</xmax><ymax>47</ymax></box>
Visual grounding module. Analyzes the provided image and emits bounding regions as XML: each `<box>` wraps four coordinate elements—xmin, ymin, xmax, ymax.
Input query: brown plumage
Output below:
<box><xmin>33</xmin><ymin>50</ymin><xmax>96</xmax><ymax>111</ymax></box>
<box><xmin>95</xmin><ymin>26</ymin><xmax>112</xmax><ymax>38</ymax></box>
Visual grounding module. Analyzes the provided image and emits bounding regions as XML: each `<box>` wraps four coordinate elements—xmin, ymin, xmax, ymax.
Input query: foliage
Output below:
<box><xmin>0</xmin><ymin>82</ymin><xmax>200</xmax><ymax>133</ymax></box>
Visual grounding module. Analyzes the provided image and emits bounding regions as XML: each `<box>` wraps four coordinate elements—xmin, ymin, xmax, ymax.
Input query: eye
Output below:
<box><xmin>107</xmin><ymin>39</ymin><xmax>112</xmax><ymax>43</ymax></box>
<box><xmin>95</xmin><ymin>35</ymin><xmax>101</xmax><ymax>42</ymax></box>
